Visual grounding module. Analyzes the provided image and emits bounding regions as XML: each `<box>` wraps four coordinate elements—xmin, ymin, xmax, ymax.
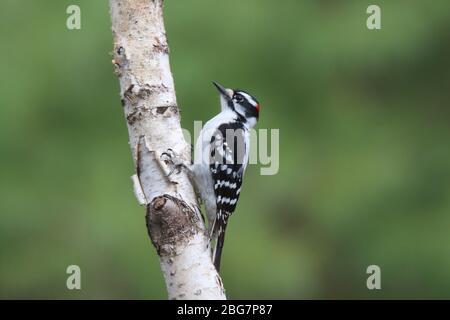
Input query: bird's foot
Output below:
<box><xmin>160</xmin><ymin>148</ymin><xmax>187</xmax><ymax>177</ymax></box>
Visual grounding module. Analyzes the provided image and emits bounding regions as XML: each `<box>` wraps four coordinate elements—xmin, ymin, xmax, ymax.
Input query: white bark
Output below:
<box><xmin>109</xmin><ymin>0</ymin><xmax>226</xmax><ymax>300</ymax></box>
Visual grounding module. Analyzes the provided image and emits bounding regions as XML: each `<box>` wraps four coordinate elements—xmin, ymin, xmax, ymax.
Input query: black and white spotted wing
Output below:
<box><xmin>209</xmin><ymin>122</ymin><xmax>247</xmax><ymax>218</ymax></box>
<box><xmin>209</xmin><ymin>122</ymin><xmax>248</xmax><ymax>271</ymax></box>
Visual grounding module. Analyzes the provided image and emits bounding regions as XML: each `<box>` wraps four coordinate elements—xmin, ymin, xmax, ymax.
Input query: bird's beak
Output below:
<box><xmin>213</xmin><ymin>82</ymin><xmax>234</xmax><ymax>100</ymax></box>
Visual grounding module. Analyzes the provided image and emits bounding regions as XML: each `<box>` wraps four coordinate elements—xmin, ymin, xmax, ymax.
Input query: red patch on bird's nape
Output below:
<box><xmin>256</xmin><ymin>103</ymin><xmax>261</xmax><ymax>112</ymax></box>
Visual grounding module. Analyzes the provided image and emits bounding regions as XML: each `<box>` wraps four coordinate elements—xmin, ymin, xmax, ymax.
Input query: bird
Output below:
<box><xmin>162</xmin><ymin>82</ymin><xmax>260</xmax><ymax>272</ymax></box>
<box><xmin>191</xmin><ymin>82</ymin><xmax>260</xmax><ymax>272</ymax></box>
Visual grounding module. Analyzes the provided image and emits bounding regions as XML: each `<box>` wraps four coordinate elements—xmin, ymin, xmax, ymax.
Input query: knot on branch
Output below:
<box><xmin>124</xmin><ymin>83</ymin><xmax>169</xmax><ymax>105</ymax></box>
<box><xmin>146</xmin><ymin>194</ymin><xmax>201</xmax><ymax>256</ymax></box>
<box><xmin>153</xmin><ymin>36</ymin><xmax>169</xmax><ymax>54</ymax></box>
<box><xmin>125</xmin><ymin>105</ymin><xmax>179</xmax><ymax>125</ymax></box>
<box><xmin>112</xmin><ymin>45</ymin><xmax>128</xmax><ymax>76</ymax></box>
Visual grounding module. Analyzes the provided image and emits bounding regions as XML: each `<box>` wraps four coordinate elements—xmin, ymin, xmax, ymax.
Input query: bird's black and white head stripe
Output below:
<box><xmin>231</xmin><ymin>90</ymin><xmax>260</xmax><ymax>121</ymax></box>
<box><xmin>213</xmin><ymin>82</ymin><xmax>260</xmax><ymax>125</ymax></box>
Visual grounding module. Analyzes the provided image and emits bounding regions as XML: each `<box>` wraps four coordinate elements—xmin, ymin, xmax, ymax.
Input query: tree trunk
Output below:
<box><xmin>108</xmin><ymin>0</ymin><xmax>226</xmax><ymax>300</ymax></box>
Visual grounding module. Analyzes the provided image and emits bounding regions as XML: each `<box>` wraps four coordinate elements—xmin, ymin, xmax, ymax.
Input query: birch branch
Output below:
<box><xmin>108</xmin><ymin>0</ymin><xmax>226</xmax><ymax>300</ymax></box>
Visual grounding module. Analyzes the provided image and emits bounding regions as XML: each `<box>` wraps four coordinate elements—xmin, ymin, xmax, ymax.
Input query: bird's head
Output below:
<box><xmin>213</xmin><ymin>82</ymin><xmax>260</xmax><ymax>127</ymax></box>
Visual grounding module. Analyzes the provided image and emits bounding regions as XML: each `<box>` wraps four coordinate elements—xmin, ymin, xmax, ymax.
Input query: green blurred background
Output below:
<box><xmin>1</xmin><ymin>0</ymin><xmax>450</xmax><ymax>299</ymax></box>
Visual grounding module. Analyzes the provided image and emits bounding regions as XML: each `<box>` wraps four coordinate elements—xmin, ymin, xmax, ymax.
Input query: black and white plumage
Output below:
<box><xmin>190</xmin><ymin>82</ymin><xmax>260</xmax><ymax>272</ymax></box>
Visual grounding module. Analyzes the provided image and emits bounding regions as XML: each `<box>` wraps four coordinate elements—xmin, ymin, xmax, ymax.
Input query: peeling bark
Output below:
<box><xmin>109</xmin><ymin>0</ymin><xmax>226</xmax><ymax>300</ymax></box>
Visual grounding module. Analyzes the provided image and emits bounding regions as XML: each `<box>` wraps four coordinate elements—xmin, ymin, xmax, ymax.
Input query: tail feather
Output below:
<box><xmin>213</xmin><ymin>224</ymin><xmax>227</xmax><ymax>273</ymax></box>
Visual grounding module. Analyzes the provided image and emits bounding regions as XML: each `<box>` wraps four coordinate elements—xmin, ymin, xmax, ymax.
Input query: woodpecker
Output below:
<box><xmin>162</xmin><ymin>82</ymin><xmax>260</xmax><ymax>272</ymax></box>
<box><xmin>193</xmin><ymin>82</ymin><xmax>260</xmax><ymax>272</ymax></box>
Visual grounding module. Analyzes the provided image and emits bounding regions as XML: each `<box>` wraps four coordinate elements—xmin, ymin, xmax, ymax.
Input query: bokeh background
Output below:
<box><xmin>1</xmin><ymin>0</ymin><xmax>450</xmax><ymax>299</ymax></box>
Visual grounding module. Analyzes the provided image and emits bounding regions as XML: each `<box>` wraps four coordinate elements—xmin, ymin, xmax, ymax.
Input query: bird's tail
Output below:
<box><xmin>212</xmin><ymin>222</ymin><xmax>227</xmax><ymax>273</ymax></box>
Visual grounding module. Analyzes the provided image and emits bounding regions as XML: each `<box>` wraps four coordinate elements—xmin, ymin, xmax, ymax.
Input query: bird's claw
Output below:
<box><xmin>160</xmin><ymin>148</ymin><xmax>185</xmax><ymax>177</ymax></box>
<box><xmin>160</xmin><ymin>148</ymin><xmax>176</xmax><ymax>161</ymax></box>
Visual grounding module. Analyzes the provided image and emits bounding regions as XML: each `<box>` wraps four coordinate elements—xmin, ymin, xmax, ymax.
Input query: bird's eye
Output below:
<box><xmin>235</xmin><ymin>95</ymin><xmax>244</xmax><ymax>103</ymax></box>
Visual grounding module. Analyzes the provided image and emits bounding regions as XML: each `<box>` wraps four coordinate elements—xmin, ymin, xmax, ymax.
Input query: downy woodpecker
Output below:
<box><xmin>164</xmin><ymin>82</ymin><xmax>260</xmax><ymax>272</ymax></box>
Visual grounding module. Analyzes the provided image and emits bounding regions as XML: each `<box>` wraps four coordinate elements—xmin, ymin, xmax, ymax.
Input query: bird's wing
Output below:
<box><xmin>209</xmin><ymin>122</ymin><xmax>247</xmax><ymax>219</ymax></box>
